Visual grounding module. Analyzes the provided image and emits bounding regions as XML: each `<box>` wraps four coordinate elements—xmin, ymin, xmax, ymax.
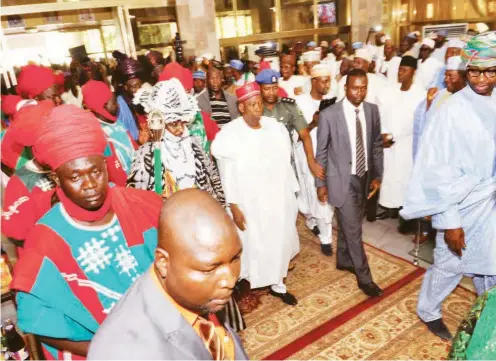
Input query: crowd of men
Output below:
<box><xmin>0</xmin><ymin>26</ymin><xmax>495</xmax><ymax>360</ymax></box>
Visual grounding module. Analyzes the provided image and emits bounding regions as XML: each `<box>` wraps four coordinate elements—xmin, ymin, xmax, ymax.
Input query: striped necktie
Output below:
<box><xmin>198</xmin><ymin>317</ymin><xmax>224</xmax><ymax>360</ymax></box>
<box><xmin>355</xmin><ymin>108</ymin><xmax>366</xmax><ymax>178</ymax></box>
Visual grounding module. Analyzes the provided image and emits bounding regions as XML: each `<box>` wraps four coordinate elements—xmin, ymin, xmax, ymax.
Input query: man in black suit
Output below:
<box><xmin>315</xmin><ymin>69</ymin><xmax>384</xmax><ymax>297</ymax></box>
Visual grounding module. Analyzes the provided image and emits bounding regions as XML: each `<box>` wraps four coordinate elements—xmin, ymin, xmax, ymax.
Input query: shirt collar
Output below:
<box><xmin>343</xmin><ymin>96</ymin><xmax>364</xmax><ymax>113</ymax></box>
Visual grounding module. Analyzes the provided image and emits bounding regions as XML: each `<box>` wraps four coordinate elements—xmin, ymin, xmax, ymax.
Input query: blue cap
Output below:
<box><xmin>229</xmin><ymin>59</ymin><xmax>244</xmax><ymax>71</ymax></box>
<box><xmin>437</xmin><ymin>29</ymin><xmax>448</xmax><ymax>37</ymax></box>
<box><xmin>307</xmin><ymin>41</ymin><xmax>317</xmax><ymax>47</ymax></box>
<box><xmin>352</xmin><ymin>41</ymin><xmax>363</xmax><ymax>49</ymax></box>
<box><xmin>255</xmin><ymin>69</ymin><xmax>280</xmax><ymax>84</ymax></box>
<box><xmin>193</xmin><ymin>71</ymin><xmax>206</xmax><ymax>80</ymax></box>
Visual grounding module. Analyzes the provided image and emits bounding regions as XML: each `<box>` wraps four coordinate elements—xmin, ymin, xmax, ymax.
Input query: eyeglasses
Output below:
<box><xmin>466</xmin><ymin>68</ymin><xmax>496</xmax><ymax>79</ymax></box>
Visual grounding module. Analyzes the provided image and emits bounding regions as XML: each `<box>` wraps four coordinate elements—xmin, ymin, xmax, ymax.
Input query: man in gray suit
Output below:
<box><xmin>88</xmin><ymin>189</ymin><xmax>248</xmax><ymax>360</ymax></box>
<box><xmin>196</xmin><ymin>65</ymin><xmax>239</xmax><ymax>128</ymax></box>
<box><xmin>315</xmin><ymin>68</ymin><xmax>384</xmax><ymax>297</ymax></box>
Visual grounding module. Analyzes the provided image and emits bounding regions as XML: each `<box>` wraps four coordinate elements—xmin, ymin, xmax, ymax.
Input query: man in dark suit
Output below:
<box><xmin>88</xmin><ymin>189</ymin><xmax>248</xmax><ymax>360</ymax></box>
<box><xmin>315</xmin><ymin>68</ymin><xmax>384</xmax><ymax>297</ymax></box>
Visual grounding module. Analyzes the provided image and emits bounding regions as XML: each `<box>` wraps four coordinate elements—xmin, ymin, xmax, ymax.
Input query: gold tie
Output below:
<box><xmin>198</xmin><ymin>317</ymin><xmax>224</xmax><ymax>360</ymax></box>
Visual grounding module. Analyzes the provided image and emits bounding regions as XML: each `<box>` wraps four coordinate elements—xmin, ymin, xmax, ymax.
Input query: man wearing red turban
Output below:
<box><xmin>82</xmin><ymin>80</ymin><xmax>137</xmax><ymax>186</ymax></box>
<box><xmin>10</xmin><ymin>104</ymin><xmax>162</xmax><ymax>360</ymax></box>
<box><xmin>16</xmin><ymin>65</ymin><xmax>62</xmax><ymax>106</ymax></box>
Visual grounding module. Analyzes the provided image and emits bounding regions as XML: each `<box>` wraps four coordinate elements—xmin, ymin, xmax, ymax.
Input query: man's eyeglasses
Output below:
<box><xmin>466</xmin><ymin>68</ymin><xmax>496</xmax><ymax>79</ymax></box>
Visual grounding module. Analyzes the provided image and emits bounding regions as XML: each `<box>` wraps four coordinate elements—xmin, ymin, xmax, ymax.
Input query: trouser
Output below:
<box><xmin>305</xmin><ymin>217</ymin><xmax>333</xmax><ymax>245</ymax></box>
<box><xmin>271</xmin><ymin>281</ymin><xmax>287</xmax><ymax>293</ymax></box>
<box><xmin>335</xmin><ymin>174</ymin><xmax>373</xmax><ymax>285</ymax></box>
<box><xmin>417</xmin><ymin>265</ymin><xmax>496</xmax><ymax>322</ymax></box>
<box><xmin>366</xmin><ymin>188</ymin><xmax>380</xmax><ymax>222</ymax></box>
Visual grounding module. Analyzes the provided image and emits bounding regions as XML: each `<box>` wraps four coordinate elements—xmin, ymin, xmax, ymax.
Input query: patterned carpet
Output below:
<box><xmin>238</xmin><ymin>218</ymin><xmax>476</xmax><ymax>360</ymax></box>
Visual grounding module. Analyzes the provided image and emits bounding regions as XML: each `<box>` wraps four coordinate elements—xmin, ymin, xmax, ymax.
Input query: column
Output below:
<box><xmin>176</xmin><ymin>0</ymin><xmax>220</xmax><ymax>60</ymax></box>
<box><xmin>350</xmin><ymin>0</ymin><xmax>383</xmax><ymax>43</ymax></box>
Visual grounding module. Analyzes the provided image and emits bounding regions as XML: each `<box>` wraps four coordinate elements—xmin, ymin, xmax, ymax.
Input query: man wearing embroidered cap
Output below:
<box><xmin>279</xmin><ymin>53</ymin><xmax>306</xmax><ymax>97</ymax></box>
<box><xmin>377</xmin><ymin>38</ymin><xmax>402</xmax><ymax>84</ymax></box>
<box><xmin>212</xmin><ymin>82</ymin><xmax>300</xmax><ymax>306</ymax></box>
<box><xmin>193</xmin><ymin>70</ymin><xmax>207</xmax><ymax>96</ymax></box>
<box><xmin>430</xmin><ymin>38</ymin><xmax>466</xmax><ymax>90</ymax></box>
<box><xmin>401</xmin><ymin>31</ymin><xmax>496</xmax><ymax>340</ymax></box>
<box><xmin>10</xmin><ymin>105</ymin><xmax>163</xmax><ymax>359</ymax></box>
<box><xmin>417</xmin><ymin>38</ymin><xmax>444</xmax><ymax>89</ymax></box>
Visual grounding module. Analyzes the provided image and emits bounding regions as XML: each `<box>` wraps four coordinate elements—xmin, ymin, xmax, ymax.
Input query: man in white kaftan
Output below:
<box><xmin>378</xmin><ymin>56</ymin><xmax>425</xmax><ymax>212</ymax></box>
<box><xmin>416</xmin><ymin>38</ymin><xmax>444</xmax><ymax>90</ymax></box>
<box><xmin>212</xmin><ymin>82</ymin><xmax>300</xmax><ymax>306</ymax></box>
<box><xmin>295</xmin><ymin>64</ymin><xmax>335</xmax><ymax>256</ymax></box>
<box><xmin>401</xmin><ymin>32</ymin><xmax>496</xmax><ymax>340</ymax></box>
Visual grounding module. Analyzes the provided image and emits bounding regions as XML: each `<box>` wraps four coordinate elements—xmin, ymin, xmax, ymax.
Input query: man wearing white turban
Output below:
<box><xmin>416</xmin><ymin>38</ymin><xmax>444</xmax><ymax>89</ymax></box>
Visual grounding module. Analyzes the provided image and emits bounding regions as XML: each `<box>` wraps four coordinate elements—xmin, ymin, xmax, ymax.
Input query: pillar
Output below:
<box><xmin>350</xmin><ymin>0</ymin><xmax>383</xmax><ymax>43</ymax></box>
<box><xmin>176</xmin><ymin>0</ymin><xmax>220</xmax><ymax>60</ymax></box>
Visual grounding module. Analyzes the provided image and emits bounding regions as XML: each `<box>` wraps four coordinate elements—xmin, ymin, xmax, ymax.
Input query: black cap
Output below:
<box><xmin>400</xmin><ymin>55</ymin><xmax>417</xmax><ymax>69</ymax></box>
<box><xmin>69</xmin><ymin>45</ymin><xmax>90</xmax><ymax>63</ymax></box>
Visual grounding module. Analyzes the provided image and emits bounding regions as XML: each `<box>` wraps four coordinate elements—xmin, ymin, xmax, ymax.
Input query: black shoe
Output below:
<box><xmin>336</xmin><ymin>264</ymin><xmax>355</xmax><ymax>274</ymax></box>
<box><xmin>358</xmin><ymin>282</ymin><xmax>384</xmax><ymax>297</ymax></box>
<box><xmin>321</xmin><ymin>244</ymin><xmax>333</xmax><ymax>256</ymax></box>
<box><xmin>311</xmin><ymin>226</ymin><xmax>320</xmax><ymax>236</ymax></box>
<box><xmin>269</xmin><ymin>290</ymin><xmax>298</xmax><ymax>306</ymax></box>
<box><xmin>422</xmin><ymin>318</ymin><xmax>453</xmax><ymax>340</ymax></box>
<box><xmin>376</xmin><ymin>211</ymin><xmax>388</xmax><ymax>220</ymax></box>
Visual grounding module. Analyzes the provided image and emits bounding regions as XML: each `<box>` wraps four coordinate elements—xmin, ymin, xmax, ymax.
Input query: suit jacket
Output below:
<box><xmin>197</xmin><ymin>89</ymin><xmax>240</xmax><ymax>121</ymax></box>
<box><xmin>315</xmin><ymin>99</ymin><xmax>383</xmax><ymax>208</ymax></box>
<box><xmin>87</xmin><ymin>270</ymin><xmax>248</xmax><ymax>360</ymax></box>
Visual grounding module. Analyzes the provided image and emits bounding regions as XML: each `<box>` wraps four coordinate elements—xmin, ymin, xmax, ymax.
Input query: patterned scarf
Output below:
<box><xmin>461</xmin><ymin>31</ymin><xmax>496</xmax><ymax>68</ymax></box>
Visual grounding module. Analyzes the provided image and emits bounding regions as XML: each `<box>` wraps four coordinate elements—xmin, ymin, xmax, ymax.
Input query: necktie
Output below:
<box><xmin>355</xmin><ymin>108</ymin><xmax>366</xmax><ymax>178</ymax></box>
<box><xmin>198</xmin><ymin>317</ymin><xmax>224</xmax><ymax>360</ymax></box>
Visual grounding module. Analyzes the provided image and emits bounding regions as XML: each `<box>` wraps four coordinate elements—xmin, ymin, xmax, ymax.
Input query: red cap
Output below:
<box><xmin>259</xmin><ymin>61</ymin><xmax>271</xmax><ymax>71</ymax></box>
<box><xmin>158</xmin><ymin>62</ymin><xmax>193</xmax><ymax>92</ymax></box>
<box><xmin>17</xmin><ymin>65</ymin><xmax>56</xmax><ymax>99</ymax></box>
<box><xmin>82</xmin><ymin>80</ymin><xmax>117</xmax><ymax>122</ymax></box>
<box><xmin>235</xmin><ymin>82</ymin><xmax>261</xmax><ymax>103</ymax></box>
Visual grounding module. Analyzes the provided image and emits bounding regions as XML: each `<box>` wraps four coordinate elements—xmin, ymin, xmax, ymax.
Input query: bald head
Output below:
<box><xmin>155</xmin><ymin>189</ymin><xmax>242</xmax><ymax>314</ymax></box>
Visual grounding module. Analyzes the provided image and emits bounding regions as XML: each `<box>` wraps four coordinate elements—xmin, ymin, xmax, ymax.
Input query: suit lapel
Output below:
<box><xmin>338</xmin><ymin>101</ymin><xmax>352</xmax><ymax>160</ymax></box>
<box><xmin>364</xmin><ymin>103</ymin><xmax>373</xmax><ymax>158</ymax></box>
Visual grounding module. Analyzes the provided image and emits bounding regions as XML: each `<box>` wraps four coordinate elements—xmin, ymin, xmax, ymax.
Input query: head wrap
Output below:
<box><xmin>1</xmin><ymin>95</ymin><xmax>23</xmax><ymax>116</ymax></box>
<box><xmin>320</xmin><ymin>40</ymin><xmax>329</xmax><ymax>48</ymax></box>
<box><xmin>421</xmin><ymin>38</ymin><xmax>435</xmax><ymax>49</ymax></box>
<box><xmin>118</xmin><ymin>57</ymin><xmax>144</xmax><ymax>80</ymax></box>
<box><xmin>399</xmin><ymin>56</ymin><xmax>418</xmax><ymax>69</ymax></box>
<box><xmin>447</xmin><ymin>39</ymin><xmax>466</xmax><ymax>49</ymax></box>
<box><xmin>355</xmin><ymin>48</ymin><xmax>372</xmax><ymax>63</ymax></box>
<box><xmin>145</xmin><ymin>50</ymin><xmax>165</xmax><ymax>69</ymax></box>
<box><xmin>193</xmin><ymin>71</ymin><xmax>206</xmax><ymax>80</ymax></box>
<box><xmin>352</xmin><ymin>41</ymin><xmax>363</xmax><ymax>50</ymax></box>
<box><xmin>461</xmin><ymin>31</ymin><xmax>496</xmax><ymax>68</ymax></box>
<box><xmin>133</xmin><ymin>79</ymin><xmax>199</xmax><ymax>124</ymax></box>
<box><xmin>255</xmin><ymin>69</ymin><xmax>280</xmax><ymax>84</ymax></box>
<box><xmin>230</xmin><ymin>59</ymin><xmax>244</xmax><ymax>71</ymax></box>
<box><xmin>446</xmin><ymin>56</ymin><xmax>465</xmax><ymax>71</ymax></box>
<box><xmin>311</xmin><ymin>64</ymin><xmax>331</xmax><ymax>78</ymax></box>
<box><xmin>436</xmin><ymin>29</ymin><xmax>448</xmax><ymax>38</ymax></box>
<box><xmin>332</xmin><ymin>38</ymin><xmax>346</xmax><ymax>48</ymax></box>
<box><xmin>159</xmin><ymin>62</ymin><xmax>194</xmax><ymax>91</ymax></box>
<box><xmin>301</xmin><ymin>51</ymin><xmax>321</xmax><ymax>62</ymax></box>
<box><xmin>82</xmin><ymin>80</ymin><xmax>117</xmax><ymax>122</ymax></box>
<box><xmin>34</xmin><ymin>105</ymin><xmax>107</xmax><ymax>170</ymax></box>
<box><xmin>8</xmin><ymin>100</ymin><xmax>55</xmax><ymax>147</ymax></box>
<box><xmin>236</xmin><ymin>82</ymin><xmax>260</xmax><ymax>103</ymax></box>
<box><xmin>307</xmin><ymin>41</ymin><xmax>317</xmax><ymax>47</ymax></box>
<box><xmin>17</xmin><ymin>65</ymin><xmax>56</xmax><ymax>99</ymax></box>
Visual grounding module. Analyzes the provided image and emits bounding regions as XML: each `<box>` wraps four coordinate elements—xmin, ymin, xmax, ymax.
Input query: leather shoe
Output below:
<box><xmin>375</xmin><ymin>211</ymin><xmax>388</xmax><ymax>220</ymax></box>
<box><xmin>270</xmin><ymin>290</ymin><xmax>298</xmax><ymax>306</ymax></box>
<box><xmin>358</xmin><ymin>282</ymin><xmax>384</xmax><ymax>297</ymax></box>
<box><xmin>336</xmin><ymin>264</ymin><xmax>355</xmax><ymax>274</ymax></box>
<box><xmin>321</xmin><ymin>244</ymin><xmax>333</xmax><ymax>256</ymax></box>
<box><xmin>422</xmin><ymin>318</ymin><xmax>452</xmax><ymax>340</ymax></box>
<box><xmin>311</xmin><ymin>226</ymin><xmax>320</xmax><ymax>236</ymax></box>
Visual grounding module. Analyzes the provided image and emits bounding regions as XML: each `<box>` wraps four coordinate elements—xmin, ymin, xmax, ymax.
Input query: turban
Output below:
<box><xmin>34</xmin><ymin>105</ymin><xmax>107</xmax><ymax>170</ymax></box>
<box><xmin>8</xmin><ymin>100</ymin><xmax>55</xmax><ymax>147</ymax></box>
<box><xmin>236</xmin><ymin>82</ymin><xmax>260</xmax><ymax>103</ymax></box>
<box><xmin>1</xmin><ymin>95</ymin><xmax>23</xmax><ymax>116</ymax></box>
<box><xmin>399</xmin><ymin>56</ymin><xmax>418</xmax><ymax>69</ymax></box>
<box><xmin>436</xmin><ymin>29</ymin><xmax>448</xmax><ymax>38</ymax></box>
<box><xmin>17</xmin><ymin>65</ymin><xmax>56</xmax><ymax>99</ymax></box>
<box><xmin>355</xmin><ymin>48</ymin><xmax>372</xmax><ymax>63</ymax></box>
<box><xmin>145</xmin><ymin>50</ymin><xmax>165</xmax><ymax>69</ymax></box>
<box><xmin>118</xmin><ymin>57</ymin><xmax>144</xmax><ymax>79</ymax></box>
<box><xmin>159</xmin><ymin>62</ymin><xmax>193</xmax><ymax>91</ymax></box>
<box><xmin>82</xmin><ymin>80</ymin><xmax>117</xmax><ymax>122</ymax></box>
<box><xmin>133</xmin><ymin>79</ymin><xmax>199</xmax><ymax>124</ymax></box>
<box><xmin>255</xmin><ymin>69</ymin><xmax>280</xmax><ymax>84</ymax></box>
<box><xmin>311</xmin><ymin>64</ymin><xmax>331</xmax><ymax>78</ymax></box>
<box><xmin>446</xmin><ymin>56</ymin><xmax>465</xmax><ymax>71</ymax></box>
<box><xmin>230</xmin><ymin>60</ymin><xmax>244</xmax><ymax>71</ymax></box>
<box><xmin>447</xmin><ymin>39</ymin><xmax>466</xmax><ymax>49</ymax></box>
<box><xmin>461</xmin><ymin>31</ymin><xmax>496</xmax><ymax>68</ymax></box>
<box><xmin>421</xmin><ymin>38</ymin><xmax>435</xmax><ymax>49</ymax></box>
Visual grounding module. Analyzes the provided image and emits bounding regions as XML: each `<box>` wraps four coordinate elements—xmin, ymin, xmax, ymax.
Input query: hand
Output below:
<box><xmin>367</xmin><ymin>179</ymin><xmax>380</xmax><ymax>200</ymax></box>
<box><xmin>317</xmin><ymin>186</ymin><xmax>328</xmax><ymax>203</ymax></box>
<box><xmin>230</xmin><ymin>204</ymin><xmax>247</xmax><ymax>231</ymax></box>
<box><xmin>138</xmin><ymin>129</ymin><xmax>150</xmax><ymax>145</ymax></box>
<box><xmin>444</xmin><ymin>228</ymin><xmax>465</xmax><ymax>257</ymax></box>
<box><xmin>309</xmin><ymin>111</ymin><xmax>319</xmax><ymax>130</ymax></box>
<box><xmin>294</xmin><ymin>87</ymin><xmax>303</xmax><ymax>96</ymax></box>
<box><xmin>310</xmin><ymin>160</ymin><xmax>325</xmax><ymax>180</ymax></box>
<box><xmin>381</xmin><ymin>134</ymin><xmax>394</xmax><ymax>148</ymax></box>
<box><xmin>426</xmin><ymin>87</ymin><xmax>438</xmax><ymax>111</ymax></box>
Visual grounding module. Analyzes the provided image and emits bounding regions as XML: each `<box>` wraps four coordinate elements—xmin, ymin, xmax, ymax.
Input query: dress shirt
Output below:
<box><xmin>343</xmin><ymin>97</ymin><xmax>368</xmax><ymax>175</ymax></box>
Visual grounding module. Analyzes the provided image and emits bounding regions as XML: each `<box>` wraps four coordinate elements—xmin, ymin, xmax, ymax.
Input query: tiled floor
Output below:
<box><xmin>361</xmin><ymin>217</ymin><xmax>476</xmax><ymax>292</ymax></box>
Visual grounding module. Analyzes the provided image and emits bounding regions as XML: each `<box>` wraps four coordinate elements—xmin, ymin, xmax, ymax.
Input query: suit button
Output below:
<box><xmin>349</xmin><ymin>162</ymin><xmax>352</xmax><ymax>165</ymax></box>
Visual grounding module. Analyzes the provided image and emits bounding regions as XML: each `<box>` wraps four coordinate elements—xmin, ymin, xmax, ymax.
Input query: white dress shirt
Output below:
<box><xmin>343</xmin><ymin>97</ymin><xmax>368</xmax><ymax>175</ymax></box>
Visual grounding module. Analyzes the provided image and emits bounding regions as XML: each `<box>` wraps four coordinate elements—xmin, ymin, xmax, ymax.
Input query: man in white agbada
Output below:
<box><xmin>279</xmin><ymin>53</ymin><xmax>306</xmax><ymax>98</ymax></box>
<box><xmin>400</xmin><ymin>32</ymin><xmax>496</xmax><ymax>340</ymax></box>
<box><xmin>378</xmin><ymin>38</ymin><xmax>402</xmax><ymax>85</ymax></box>
<box><xmin>295</xmin><ymin>64</ymin><xmax>336</xmax><ymax>256</ymax></box>
<box><xmin>300</xmin><ymin>51</ymin><xmax>322</xmax><ymax>93</ymax></box>
<box><xmin>416</xmin><ymin>38</ymin><xmax>444</xmax><ymax>89</ymax></box>
<box><xmin>429</xmin><ymin>38</ymin><xmax>466</xmax><ymax>90</ymax></box>
<box><xmin>212</xmin><ymin>82</ymin><xmax>300</xmax><ymax>306</ymax></box>
<box><xmin>377</xmin><ymin>56</ymin><xmax>425</xmax><ymax>215</ymax></box>
<box><xmin>431</xmin><ymin>30</ymin><xmax>449</xmax><ymax>64</ymax></box>
<box><xmin>322</xmin><ymin>38</ymin><xmax>347</xmax><ymax>81</ymax></box>
<box><xmin>337</xmin><ymin>48</ymin><xmax>387</xmax><ymax>104</ymax></box>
